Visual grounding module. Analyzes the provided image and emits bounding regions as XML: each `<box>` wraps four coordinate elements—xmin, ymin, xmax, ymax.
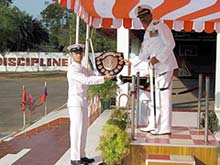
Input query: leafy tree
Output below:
<box><xmin>41</xmin><ymin>2</ymin><xmax>116</xmax><ymax>52</ymax></box>
<box><xmin>0</xmin><ymin>0</ymin><xmax>116</xmax><ymax>52</ymax></box>
<box><xmin>0</xmin><ymin>6</ymin><xmax>17</xmax><ymax>52</ymax></box>
<box><xmin>40</xmin><ymin>3</ymin><xmax>74</xmax><ymax>51</ymax></box>
<box><xmin>91</xmin><ymin>28</ymin><xmax>116</xmax><ymax>52</ymax></box>
<box><xmin>9</xmin><ymin>9</ymin><xmax>48</xmax><ymax>51</ymax></box>
<box><xmin>0</xmin><ymin>0</ymin><xmax>12</xmax><ymax>6</ymax></box>
<box><xmin>0</xmin><ymin>5</ymin><xmax>48</xmax><ymax>52</ymax></box>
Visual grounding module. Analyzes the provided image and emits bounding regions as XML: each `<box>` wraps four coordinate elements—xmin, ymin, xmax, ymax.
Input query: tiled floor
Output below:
<box><xmin>128</xmin><ymin>126</ymin><xmax>219</xmax><ymax>147</ymax></box>
<box><xmin>0</xmin><ymin>118</ymin><xmax>70</xmax><ymax>165</ymax></box>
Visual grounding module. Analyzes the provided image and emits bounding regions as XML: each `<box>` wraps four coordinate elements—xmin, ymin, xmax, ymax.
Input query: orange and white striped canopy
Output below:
<box><xmin>57</xmin><ymin>0</ymin><xmax>220</xmax><ymax>33</ymax></box>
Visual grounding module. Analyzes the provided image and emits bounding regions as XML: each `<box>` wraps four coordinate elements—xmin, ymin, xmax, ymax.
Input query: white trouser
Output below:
<box><xmin>138</xmin><ymin>99</ymin><xmax>150</xmax><ymax>126</ymax></box>
<box><xmin>138</xmin><ymin>90</ymin><xmax>150</xmax><ymax>126</ymax></box>
<box><xmin>68</xmin><ymin>106</ymin><xmax>88</xmax><ymax>160</ymax></box>
<box><xmin>148</xmin><ymin>70</ymin><xmax>173</xmax><ymax>132</ymax></box>
<box><xmin>138</xmin><ymin>91</ymin><xmax>151</xmax><ymax>126</ymax></box>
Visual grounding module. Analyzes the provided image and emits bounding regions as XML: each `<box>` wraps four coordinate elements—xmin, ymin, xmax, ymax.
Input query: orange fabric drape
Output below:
<box><xmin>60</xmin><ymin>0</ymin><xmax>67</xmax><ymax>7</ymax></box>
<box><xmin>184</xmin><ymin>21</ymin><xmax>193</xmax><ymax>32</ymax></box>
<box><xmin>153</xmin><ymin>0</ymin><xmax>190</xmax><ymax>19</ymax></box>
<box><xmin>205</xmin><ymin>22</ymin><xmax>214</xmax><ymax>33</ymax></box>
<box><xmin>102</xmin><ymin>18</ymin><xmax>113</xmax><ymax>29</ymax></box>
<box><xmin>123</xmin><ymin>18</ymin><xmax>132</xmax><ymax>29</ymax></box>
<box><xmin>112</xmin><ymin>0</ymin><xmax>139</xmax><ymax>18</ymax></box>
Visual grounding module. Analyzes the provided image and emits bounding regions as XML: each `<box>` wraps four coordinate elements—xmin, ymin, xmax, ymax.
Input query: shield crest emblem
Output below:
<box><xmin>95</xmin><ymin>52</ymin><xmax>124</xmax><ymax>75</ymax></box>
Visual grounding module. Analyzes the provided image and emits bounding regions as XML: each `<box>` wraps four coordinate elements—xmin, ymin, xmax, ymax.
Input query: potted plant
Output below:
<box><xmin>200</xmin><ymin>111</ymin><xmax>219</xmax><ymax>133</ymax></box>
<box><xmin>88</xmin><ymin>80</ymin><xmax>119</xmax><ymax>110</ymax></box>
<box><xmin>97</xmin><ymin>108</ymin><xmax>130</xmax><ymax>165</ymax></box>
<box><xmin>107</xmin><ymin>107</ymin><xmax>130</xmax><ymax>130</ymax></box>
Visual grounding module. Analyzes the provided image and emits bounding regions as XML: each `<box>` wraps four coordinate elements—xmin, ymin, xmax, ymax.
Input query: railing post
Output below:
<box><xmin>197</xmin><ymin>73</ymin><xmax>203</xmax><ymax>128</ymax></box>
<box><xmin>131</xmin><ymin>75</ymin><xmax>136</xmax><ymax>140</ymax></box>
<box><xmin>136</xmin><ymin>72</ymin><xmax>140</xmax><ymax>127</ymax></box>
<box><xmin>204</xmin><ymin>76</ymin><xmax>210</xmax><ymax>143</ymax></box>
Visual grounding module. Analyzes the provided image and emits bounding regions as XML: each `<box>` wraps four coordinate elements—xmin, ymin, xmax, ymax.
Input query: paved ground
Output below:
<box><xmin>0</xmin><ymin>71</ymin><xmax>68</xmax><ymax>138</ymax></box>
<box><xmin>172</xmin><ymin>76</ymin><xmax>215</xmax><ymax>111</ymax></box>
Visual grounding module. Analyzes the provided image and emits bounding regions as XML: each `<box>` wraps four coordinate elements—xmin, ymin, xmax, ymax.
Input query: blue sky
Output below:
<box><xmin>13</xmin><ymin>0</ymin><xmax>52</xmax><ymax>18</ymax></box>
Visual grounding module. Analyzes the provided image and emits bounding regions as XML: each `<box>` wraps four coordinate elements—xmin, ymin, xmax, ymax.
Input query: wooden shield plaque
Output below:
<box><xmin>95</xmin><ymin>52</ymin><xmax>124</xmax><ymax>75</ymax></box>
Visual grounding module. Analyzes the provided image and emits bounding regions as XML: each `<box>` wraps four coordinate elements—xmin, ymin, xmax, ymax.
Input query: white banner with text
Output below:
<box><xmin>0</xmin><ymin>52</ymin><xmax>69</xmax><ymax>72</ymax></box>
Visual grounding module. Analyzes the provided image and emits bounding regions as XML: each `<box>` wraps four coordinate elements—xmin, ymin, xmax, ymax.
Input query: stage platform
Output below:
<box><xmin>123</xmin><ymin>125</ymin><xmax>219</xmax><ymax>165</ymax></box>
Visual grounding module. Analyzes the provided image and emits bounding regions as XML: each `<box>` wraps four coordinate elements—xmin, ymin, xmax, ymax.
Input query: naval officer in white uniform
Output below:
<box><xmin>67</xmin><ymin>44</ymin><xmax>115</xmax><ymax>165</ymax></box>
<box><xmin>132</xmin><ymin>5</ymin><xmax>178</xmax><ymax>135</ymax></box>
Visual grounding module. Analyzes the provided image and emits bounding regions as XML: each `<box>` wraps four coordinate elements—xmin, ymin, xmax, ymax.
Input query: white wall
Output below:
<box><xmin>215</xmin><ymin>33</ymin><xmax>220</xmax><ymax>111</ymax></box>
<box><xmin>117</xmin><ymin>27</ymin><xmax>129</xmax><ymax>107</ymax></box>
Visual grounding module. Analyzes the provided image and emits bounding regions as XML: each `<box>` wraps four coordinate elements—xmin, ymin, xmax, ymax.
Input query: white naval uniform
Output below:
<box><xmin>67</xmin><ymin>61</ymin><xmax>104</xmax><ymax>161</ymax></box>
<box><xmin>132</xmin><ymin>20</ymin><xmax>178</xmax><ymax>133</ymax></box>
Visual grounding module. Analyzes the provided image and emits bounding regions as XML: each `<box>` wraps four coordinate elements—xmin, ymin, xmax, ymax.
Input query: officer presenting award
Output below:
<box><xmin>95</xmin><ymin>52</ymin><xmax>125</xmax><ymax>75</ymax></box>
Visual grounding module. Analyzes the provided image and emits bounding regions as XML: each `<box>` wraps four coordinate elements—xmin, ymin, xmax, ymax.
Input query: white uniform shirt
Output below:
<box><xmin>132</xmin><ymin>20</ymin><xmax>178</xmax><ymax>74</ymax></box>
<box><xmin>67</xmin><ymin>61</ymin><xmax>104</xmax><ymax>107</ymax></box>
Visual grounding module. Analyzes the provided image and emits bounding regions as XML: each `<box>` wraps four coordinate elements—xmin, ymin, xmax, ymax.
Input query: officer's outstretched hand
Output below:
<box><xmin>104</xmin><ymin>74</ymin><xmax>116</xmax><ymax>80</ymax></box>
<box><xmin>150</xmin><ymin>57</ymin><xmax>159</xmax><ymax>65</ymax></box>
<box><xmin>123</xmin><ymin>59</ymin><xmax>131</xmax><ymax>66</ymax></box>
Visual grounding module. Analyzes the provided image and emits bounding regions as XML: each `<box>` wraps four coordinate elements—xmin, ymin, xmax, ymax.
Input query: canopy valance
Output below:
<box><xmin>57</xmin><ymin>0</ymin><xmax>220</xmax><ymax>33</ymax></box>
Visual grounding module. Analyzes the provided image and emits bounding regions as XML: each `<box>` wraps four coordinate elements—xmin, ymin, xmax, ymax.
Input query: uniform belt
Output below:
<box><xmin>159</xmin><ymin>72</ymin><xmax>167</xmax><ymax>76</ymax></box>
<box><xmin>160</xmin><ymin>87</ymin><xmax>169</xmax><ymax>91</ymax></box>
<box><xmin>158</xmin><ymin>72</ymin><xmax>171</xmax><ymax>91</ymax></box>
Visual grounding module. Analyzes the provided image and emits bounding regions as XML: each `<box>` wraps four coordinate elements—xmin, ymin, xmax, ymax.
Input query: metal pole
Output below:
<box><xmin>197</xmin><ymin>73</ymin><xmax>203</xmax><ymax>128</ymax></box>
<box><xmin>89</xmin><ymin>39</ymin><xmax>96</xmax><ymax>69</ymax></box>
<box><xmin>75</xmin><ymin>15</ymin><xmax>80</xmax><ymax>44</ymax></box>
<box><xmin>204</xmin><ymin>76</ymin><xmax>210</xmax><ymax>143</ymax></box>
<box><xmin>152</xmin><ymin>66</ymin><xmax>157</xmax><ymax>128</ymax></box>
<box><xmin>85</xmin><ymin>25</ymin><xmax>90</xmax><ymax>68</ymax></box>
<box><xmin>131</xmin><ymin>75</ymin><xmax>136</xmax><ymax>140</ymax></box>
<box><xmin>136</xmin><ymin>72</ymin><xmax>140</xmax><ymax>127</ymax></box>
<box><xmin>23</xmin><ymin>111</ymin><xmax>26</xmax><ymax>128</ymax></box>
<box><xmin>44</xmin><ymin>81</ymin><xmax>47</xmax><ymax>116</ymax></box>
<box><xmin>69</xmin><ymin>23</ymin><xmax>72</xmax><ymax>45</ymax></box>
<box><xmin>44</xmin><ymin>101</ymin><xmax>47</xmax><ymax>116</ymax></box>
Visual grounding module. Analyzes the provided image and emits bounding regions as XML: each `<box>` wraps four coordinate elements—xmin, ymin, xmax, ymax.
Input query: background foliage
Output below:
<box><xmin>88</xmin><ymin>80</ymin><xmax>119</xmax><ymax>101</ymax></box>
<box><xmin>0</xmin><ymin>0</ymin><xmax>116</xmax><ymax>53</ymax></box>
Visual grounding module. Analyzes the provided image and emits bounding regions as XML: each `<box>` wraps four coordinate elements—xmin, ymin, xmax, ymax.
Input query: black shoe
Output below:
<box><xmin>71</xmin><ymin>160</ymin><xmax>88</xmax><ymax>165</ymax></box>
<box><xmin>80</xmin><ymin>157</ymin><xmax>95</xmax><ymax>163</ymax></box>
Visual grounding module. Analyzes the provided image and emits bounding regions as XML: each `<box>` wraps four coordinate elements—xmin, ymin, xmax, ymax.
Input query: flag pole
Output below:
<box><xmin>44</xmin><ymin>101</ymin><xmax>47</xmax><ymax>116</ymax></box>
<box><xmin>23</xmin><ymin>111</ymin><xmax>26</xmax><ymax>128</ymax></box>
<box><xmin>44</xmin><ymin>81</ymin><xmax>47</xmax><ymax>116</ymax></box>
<box><xmin>21</xmin><ymin>85</ymin><xmax>26</xmax><ymax>128</ymax></box>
